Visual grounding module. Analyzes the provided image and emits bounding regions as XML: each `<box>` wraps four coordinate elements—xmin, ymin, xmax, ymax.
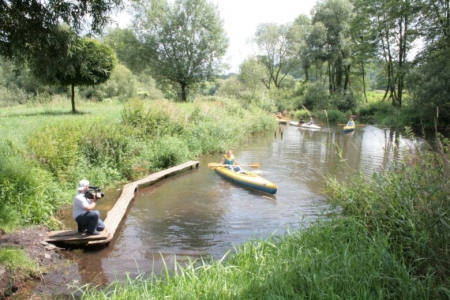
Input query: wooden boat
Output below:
<box><xmin>214</xmin><ymin>166</ymin><xmax>277</xmax><ymax>194</ymax></box>
<box><xmin>343</xmin><ymin>124</ymin><xmax>355</xmax><ymax>133</ymax></box>
<box><xmin>300</xmin><ymin>123</ymin><xmax>321</xmax><ymax>130</ymax></box>
<box><xmin>277</xmin><ymin>118</ymin><xmax>287</xmax><ymax>124</ymax></box>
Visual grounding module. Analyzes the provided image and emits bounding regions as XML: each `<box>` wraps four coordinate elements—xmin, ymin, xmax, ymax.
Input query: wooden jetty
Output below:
<box><xmin>45</xmin><ymin>161</ymin><xmax>200</xmax><ymax>246</ymax></box>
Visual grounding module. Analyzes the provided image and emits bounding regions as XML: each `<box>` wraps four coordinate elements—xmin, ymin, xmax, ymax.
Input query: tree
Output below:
<box><xmin>28</xmin><ymin>26</ymin><xmax>117</xmax><ymax>113</ymax></box>
<box><xmin>238</xmin><ymin>57</ymin><xmax>267</xmax><ymax>99</ymax></box>
<box><xmin>287</xmin><ymin>14</ymin><xmax>312</xmax><ymax>81</ymax></box>
<box><xmin>132</xmin><ymin>0</ymin><xmax>228</xmax><ymax>101</ymax></box>
<box><xmin>0</xmin><ymin>0</ymin><xmax>122</xmax><ymax>63</ymax></box>
<box><xmin>311</xmin><ymin>0</ymin><xmax>354</xmax><ymax>95</ymax></box>
<box><xmin>253</xmin><ymin>23</ymin><xmax>295</xmax><ymax>89</ymax></box>
<box><xmin>103</xmin><ymin>28</ymin><xmax>146</xmax><ymax>74</ymax></box>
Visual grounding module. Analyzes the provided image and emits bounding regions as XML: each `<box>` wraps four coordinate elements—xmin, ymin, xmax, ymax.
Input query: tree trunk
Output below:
<box><xmin>361</xmin><ymin>62</ymin><xmax>367</xmax><ymax>103</ymax></box>
<box><xmin>181</xmin><ymin>83</ymin><xmax>187</xmax><ymax>102</ymax></box>
<box><xmin>71</xmin><ymin>83</ymin><xmax>76</xmax><ymax>113</ymax></box>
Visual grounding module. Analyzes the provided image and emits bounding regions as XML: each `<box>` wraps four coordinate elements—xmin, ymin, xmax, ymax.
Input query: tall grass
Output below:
<box><xmin>0</xmin><ymin>97</ymin><xmax>276</xmax><ymax>230</ymax></box>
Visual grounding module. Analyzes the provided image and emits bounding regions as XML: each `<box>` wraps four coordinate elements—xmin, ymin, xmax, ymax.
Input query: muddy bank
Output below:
<box><xmin>0</xmin><ymin>225</ymin><xmax>74</xmax><ymax>299</ymax></box>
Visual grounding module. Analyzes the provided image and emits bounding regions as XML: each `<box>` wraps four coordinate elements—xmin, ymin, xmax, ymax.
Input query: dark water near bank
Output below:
<box><xmin>35</xmin><ymin>124</ymin><xmax>422</xmax><ymax>296</ymax></box>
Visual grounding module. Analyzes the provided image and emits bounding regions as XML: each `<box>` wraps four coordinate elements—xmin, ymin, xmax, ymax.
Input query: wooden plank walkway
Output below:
<box><xmin>45</xmin><ymin>161</ymin><xmax>200</xmax><ymax>245</ymax></box>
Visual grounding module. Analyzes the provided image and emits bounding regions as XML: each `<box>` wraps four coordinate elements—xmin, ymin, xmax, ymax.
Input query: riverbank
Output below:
<box><xmin>0</xmin><ymin>225</ymin><xmax>71</xmax><ymax>299</ymax></box>
<box><xmin>0</xmin><ymin>98</ymin><xmax>277</xmax><ymax>298</ymax></box>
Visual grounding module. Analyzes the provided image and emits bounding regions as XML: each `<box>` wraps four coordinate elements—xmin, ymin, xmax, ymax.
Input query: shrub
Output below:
<box><xmin>148</xmin><ymin>136</ymin><xmax>191</xmax><ymax>170</ymax></box>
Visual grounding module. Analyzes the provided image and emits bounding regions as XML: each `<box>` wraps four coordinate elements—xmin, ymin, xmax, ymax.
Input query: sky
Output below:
<box><xmin>112</xmin><ymin>0</ymin><xmax>317</xmax><ymax>73</ymax></box>
<box><xmin>213</xmin><ymin>0</ymin><xmax>317</xmax><ymax>73</ymax></box>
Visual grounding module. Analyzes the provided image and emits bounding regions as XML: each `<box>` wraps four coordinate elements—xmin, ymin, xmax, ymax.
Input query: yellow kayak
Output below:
<box><xmin>215</xmin><ymin>167</ymin><xmax>277</xmax><ymax>194</ymax></box>
<box><xmin>343</xmin><ymin>124</ymin><xmax>355</xmax><ymax>132</ymax></box>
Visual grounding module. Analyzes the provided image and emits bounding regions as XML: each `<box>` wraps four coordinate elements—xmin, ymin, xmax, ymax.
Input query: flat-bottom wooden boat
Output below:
<box><xmin>215</xmin><ymin>166</ymin><xmax>277</xmax><ymax>194</ymax></box>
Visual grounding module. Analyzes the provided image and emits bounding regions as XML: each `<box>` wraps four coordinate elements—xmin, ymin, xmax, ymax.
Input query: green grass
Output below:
<box><xmin>0</xmin><ymin>97</ymin><xmax>277</xmax><ymax>230</ymax></box>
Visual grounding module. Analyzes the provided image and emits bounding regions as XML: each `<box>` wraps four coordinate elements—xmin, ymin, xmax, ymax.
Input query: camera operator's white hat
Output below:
<box><xmin>78</xmin><ymin>179</ymin><xmax>89</xmax><ymax>191</ymax></box>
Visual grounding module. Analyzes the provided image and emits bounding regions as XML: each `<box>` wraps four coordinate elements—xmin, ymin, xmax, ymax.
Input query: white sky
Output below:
<box><xmin>213</xmin><ymin>0</ymin><xmax>316</xmax><ymax>73</ymax></box>
<box><xmin>112</xmin><ymin>0</ymin><xmax>317</xmax><ymax>73</ymax></box>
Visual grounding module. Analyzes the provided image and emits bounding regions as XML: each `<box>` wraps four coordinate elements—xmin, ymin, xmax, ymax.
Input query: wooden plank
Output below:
<box><xmin>46</xmin><ymin>230</ymin><xmax>109</xmax><ymax>242</ymax></box>
<box><xmin>45</xmin><ymin>161</ymin><xmax>199</xmax><ymax>245</ymax></box>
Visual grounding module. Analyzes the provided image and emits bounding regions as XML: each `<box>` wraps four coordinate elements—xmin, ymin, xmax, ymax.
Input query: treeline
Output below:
<box><xmin>1</xmin><ymin>0</ymin><xmax>449</xmax><ymax>128</ymax></box>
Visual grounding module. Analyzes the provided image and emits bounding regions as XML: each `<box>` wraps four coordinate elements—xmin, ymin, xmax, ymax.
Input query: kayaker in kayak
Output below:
<box><xmin>307</xmin><ymin>117</ymin><xmax>315</xmax><ymax>125</ymax></box>
<box><xmin>347</xmin><ymin>117</ymin><xmax>355</xmax><ymax>126</ymax></box>
<box><xmin>299</xmin><ymin>117</ymin><xmax>305</xmax><ymax>124</ymax></box>
<box><xmin>220</xmin><ymin>150</ymin><xmax>242</xmax><ymax>172</ymax></box>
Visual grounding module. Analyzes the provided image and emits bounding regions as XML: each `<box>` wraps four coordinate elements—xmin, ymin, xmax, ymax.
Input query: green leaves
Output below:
<box><xmin>132</xmin><ymin>0</ymin><xmax>228</xmax><ymax>101</ymax></box>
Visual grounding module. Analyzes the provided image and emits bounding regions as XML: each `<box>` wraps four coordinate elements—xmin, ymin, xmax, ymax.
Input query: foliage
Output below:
<box><xmin>0</xmin><ymin>0</ymin><xmax>122</xmax><ymax>63</ymax></box>
<box><xmin>302</xmin><ymin>81</ymin><xmax>328</xmax><ymax>110</ymax></box>
<box><xmin>132</xmin><ymin>0</ymin><xmax>228</xmax><ymax>101</ymax></box>
<box><xmin>253</xmin><ymin>23</ymin><xmax>295</xmax><ymax>89</ymax></box>
<box><xmin>103</xmin><ymin>28</ymin><xmax>145</xmax><ymax>74</ymax></box>
<box><xmin>407</xmin><ymin>41</ymin><xmax>450</xmax><ymax>126</ymax></box>
<box><xmin>147</xmin><ymin>136</ymin><xmax>191</xmax><ymax>170</ymax></box>
<box><xmin>0</xmin><ymin>142</ymin><xmax>64</xmax><ymax>228</ymax></box>
<box><xmin>325</xmin><ymin>141</ymin><xmax>450</xmax><ymax>288</ymax></box>
<box><xmin>0</xmin><ymin>97</ymin><xmax>276</xmax><ymax>229</ymax></box>
<box><xmin>27</xmin><ymin>26</ymin><xmax>117</xmax><ymax>113</ymax></box>
<box><xmin>357</xmin><ymin>101</ymin><xmax>398</xmax><ymax>125</ymax></box>
<box><xmin>79</xmin><ymin>64</ymin><xmax>137</xmax><ymax>101</ymax></box>
<box><xmin>28</xmin><ymin>121</ymin><xmax>84</xmax><ymax>185</ymax></box>
<box><xmin>331</xmin><ymin>93</ymin><xmax>357</xmax><ymax>112</ymax></box>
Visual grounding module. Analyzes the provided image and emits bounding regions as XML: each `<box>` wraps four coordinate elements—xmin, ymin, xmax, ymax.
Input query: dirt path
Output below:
<box><xmin>0</xmin><ymin>225</ymin><xmax>73</xmax><ymax>299</ymax></box>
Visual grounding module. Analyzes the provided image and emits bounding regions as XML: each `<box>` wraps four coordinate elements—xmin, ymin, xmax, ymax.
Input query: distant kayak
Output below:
<box><xmin>300</xmin><ymin>123</ymin><xmax>321</xmax><ymax>129</ymax></box>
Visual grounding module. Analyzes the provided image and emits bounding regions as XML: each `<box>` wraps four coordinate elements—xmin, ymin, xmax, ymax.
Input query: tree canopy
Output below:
<box><xmin>0</xmin><ymin>0</ymin><xmax>122</xmax><ymax>63</ymax></box>
<box><xmin>131</xmin><ymin>0</ymin><xmax>228</xmax><ymax>101</ymax></box>
<box><xmin>28</xmin><ymin>26</ymin><xmax>117</xmax><ymax>113</ymax></box>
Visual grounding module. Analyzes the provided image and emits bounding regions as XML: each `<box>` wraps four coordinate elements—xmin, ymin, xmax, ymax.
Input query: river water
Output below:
<box><xmin>35</xmin><ymin>124</ymin><xmax>419</xmax><ymax>296</ymax></box>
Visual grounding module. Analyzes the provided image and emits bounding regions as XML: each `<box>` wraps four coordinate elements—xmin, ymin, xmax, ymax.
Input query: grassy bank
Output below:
<box><xmin>75</xmin><ymin>132</ymin><xmax>450</xmax><ymax>299</ymax></box>
<box><xmin>0</xmin><ymin>97</ymin><xmax>276</xmax><ymax>231</ymax></box>
<box><xmin>0</xmin><ymin>96</ymin><xmax>277</xmax><ymax>290</ymax></box>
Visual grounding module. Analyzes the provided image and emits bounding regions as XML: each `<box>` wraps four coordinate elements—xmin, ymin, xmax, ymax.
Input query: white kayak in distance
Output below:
<box><xmin>300</xmin><ymin>123</ymin><xmax>321</xmax><ymax>129</ymax></box>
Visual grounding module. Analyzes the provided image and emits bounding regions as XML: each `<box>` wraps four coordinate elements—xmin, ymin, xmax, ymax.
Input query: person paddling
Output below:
<box><xmin>220</xmin><ymin>150</ymin><xmax>242</xmax><ymax>172</ymax></box>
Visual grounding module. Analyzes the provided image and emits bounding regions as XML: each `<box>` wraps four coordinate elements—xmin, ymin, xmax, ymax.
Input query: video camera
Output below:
<box><xmin>84</xmin><ymin>185</ymin><xmax>105</xmax><ymax>200</ymax></box>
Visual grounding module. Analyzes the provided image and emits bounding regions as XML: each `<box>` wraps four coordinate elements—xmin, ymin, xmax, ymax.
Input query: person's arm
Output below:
<box><xmin>84</xmin><ymin>197</ymin><xmax>98</xmax><ymax>212</ymax></box>
<box><xmin>220</xmin><ymin>158</ymin><xmax>225</xmax><ymax>164</ymax></box>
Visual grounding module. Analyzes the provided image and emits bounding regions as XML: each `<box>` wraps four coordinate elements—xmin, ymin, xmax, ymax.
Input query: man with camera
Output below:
<box><xmin>73</xmin><ymin>179</ymin><xmax>105</xmax><ymax>235</ymax></box>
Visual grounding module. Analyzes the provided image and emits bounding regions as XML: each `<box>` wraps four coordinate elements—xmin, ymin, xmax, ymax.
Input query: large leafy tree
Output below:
<box><xmin>310</xmin><ymin>0</ymin><xmax>354</xmax><ymax>95</ymax></box>
<box><xmin>103</xmin><ymin>28</ymin><xmax>145</xmax><ymax>74</ymax></box>
<box><xmin>288</xmin><ymin>14</ymin><xmax>312</xmax><ymax>81</ymax></box>
<box><xmin>253</xmin><ymin>23</ymin><xmax>295</xmax><ymax>89</ymax></box>
<box><xmin>132</xmin><ymin>0</ymin><xmax>228</xmax><ymax>101</ymax></box>
<box><xmin>28</xmin><ymin>26</ymin><xmax>117</xmax><ymax>113</ymax></box>
<box><xmin>0</xmin><ymin>0</ymin><xmax>122</xmax><ymax>63</ymax></box>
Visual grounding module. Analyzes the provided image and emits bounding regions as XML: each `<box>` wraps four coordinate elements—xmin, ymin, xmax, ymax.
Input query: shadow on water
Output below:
<box><xmin>34</xmin><ymin>124</ymin><xmax>426</xmax><ymax>297</ymax></box>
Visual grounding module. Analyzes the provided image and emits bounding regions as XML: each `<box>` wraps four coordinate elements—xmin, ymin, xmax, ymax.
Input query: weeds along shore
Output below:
<box><xmin>2</xmin><ymin>98</ymin><xmax>450</xmax><ymax>298</ymax></box>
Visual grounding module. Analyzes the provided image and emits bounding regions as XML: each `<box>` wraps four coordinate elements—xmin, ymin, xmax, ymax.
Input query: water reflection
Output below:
<box><xmin>36</xmin><ymin>124</ymin><xmax>422</xmax><ymax>295</ymax></box>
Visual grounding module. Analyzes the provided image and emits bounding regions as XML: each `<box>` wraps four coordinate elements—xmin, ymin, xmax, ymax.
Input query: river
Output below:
<box><xmin>34</xmin><ymin>123</ymin><xmax>419</xmax><ymax>296</ymax></box>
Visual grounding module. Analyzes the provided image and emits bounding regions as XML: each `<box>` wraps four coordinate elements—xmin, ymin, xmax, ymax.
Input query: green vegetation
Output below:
<box><xmin>74</xmin><ymin>135</ymin><xmax>450</xmax><ymax>299</ymax></box>
<box><xmin>0</xmin><ymin>98</ymin><xmax>275</xmax><ymax>231</ymax></box>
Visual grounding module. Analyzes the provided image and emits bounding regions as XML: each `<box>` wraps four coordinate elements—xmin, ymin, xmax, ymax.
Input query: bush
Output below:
<box><xmin>302</xmin><ymin>82</ymin><xmax>329</xmax><ymax>111</ymax></box>
<box><xmin>148</xmin><ymin>136</ymin><xmax>191</xmax><ymax>170</ymax></box>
